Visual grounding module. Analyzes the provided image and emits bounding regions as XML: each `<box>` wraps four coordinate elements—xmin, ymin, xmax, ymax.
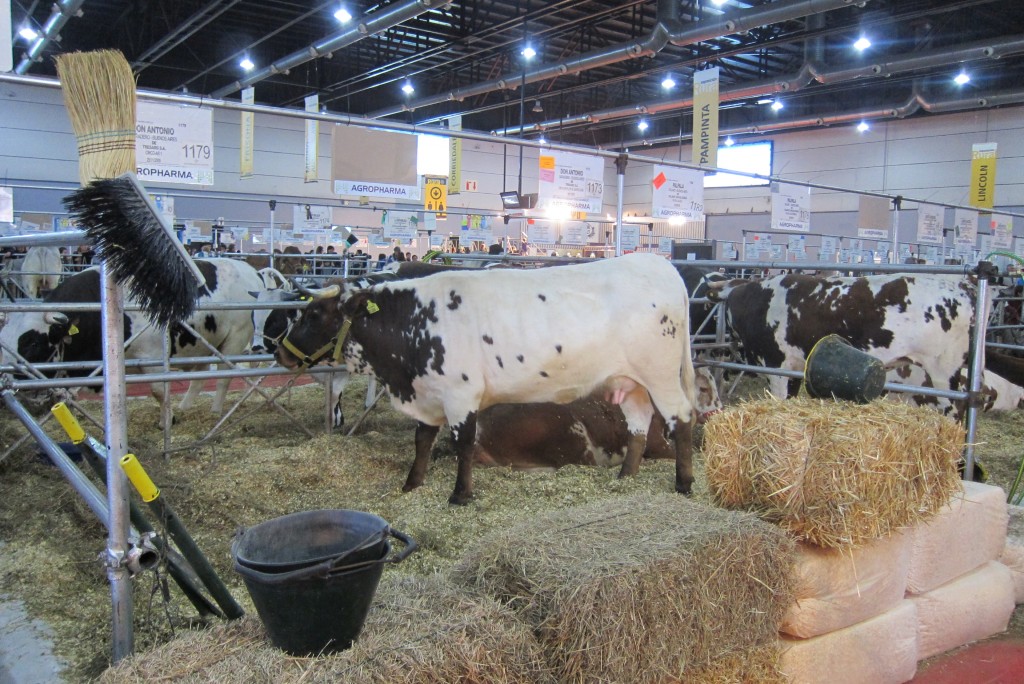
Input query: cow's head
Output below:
<box><xmin>704</xmin><ymin>278</ymin><xmax>748</xmax><ymax>302</ymax></box>
<box><xmin>694</xmin><ymin>366</ymin><xmax>723</xmax><ymax>422</ymax></box>
<box><xmin>251</xmin><ymin>288</ymin><xmax>304</xmax><ymax>354</ymax></box>
<box><xmin>274</xmin><ymin>283</ymin><xmax>350</xmax><ymax>370</ymax></box>
<box><xmin>0</xmin><ymin>310</ymin><xmax>77</xmax><ymax>369</ymax></box>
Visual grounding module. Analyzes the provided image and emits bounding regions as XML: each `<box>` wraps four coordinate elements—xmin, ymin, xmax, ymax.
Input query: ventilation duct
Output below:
<box><xmin>210</xmin><ymin>0</ymin><xmax>439</xmax><ymax>99</ymax></box>
<box><xmin>14</xmin><ymin>0</ymin><xmax>86</xmax><ymax>75</ymax></box>
<box><xmin>366</xmin><ymin>0</ymin><xmax>859</xmax><ymax>119</ymax></box>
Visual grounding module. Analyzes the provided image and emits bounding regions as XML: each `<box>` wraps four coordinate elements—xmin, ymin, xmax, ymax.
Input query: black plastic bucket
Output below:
<box><xmin>232</xmin><ymin>509</ymin><xmax>416</xmax><ymax>655</ymax></box>
<box><xmin>804</xmin><ymin>334</ymin><xmax>886</xmax><ymax>403</ymax></box>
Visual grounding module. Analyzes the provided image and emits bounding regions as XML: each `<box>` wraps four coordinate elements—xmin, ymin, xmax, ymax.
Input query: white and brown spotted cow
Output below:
<box><xmin>888</xmin><ymin>363</ymin><xmax>1024</xmax><ymax>415</ymax></box>
<box><xmin>709</xmin><ymin>272</ymin><xmax>978</xmax><ymax>401</ymax></box>
<box><xmin>277</xmin><ymin>253</ymin><xmax>699</xmax><ymax>504</ymax></box>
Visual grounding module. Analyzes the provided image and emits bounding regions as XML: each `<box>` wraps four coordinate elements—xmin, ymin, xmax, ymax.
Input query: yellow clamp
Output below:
<box><xmin>51</xmin><ymin>402</ymin><xmax>86</xmax><ymax>444</ymax></box>
<box><xmin>120</xmin><ymin>454</ymin><xmax>160</xmax><ymax>502</ymax></box>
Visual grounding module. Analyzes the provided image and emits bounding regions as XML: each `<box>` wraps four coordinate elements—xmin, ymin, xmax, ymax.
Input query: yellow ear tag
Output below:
<box><xmin>366</xmin><ymin>301</ymin><xmax>380</xmax><ymax>314</ymax></box>
<box><xmin>68</xmin><ymin>324</ymin><xmax>79</xmax><ymax>336</ymax></box>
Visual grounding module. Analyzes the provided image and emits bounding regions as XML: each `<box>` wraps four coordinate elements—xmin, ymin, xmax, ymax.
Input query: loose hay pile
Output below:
<box><xmin>100</xmin><ymin>573</ymin><xmax>553</xmax><ymax>684</ymax></box>
<box><xmin>452</xmin><ymin>492</ymin><xmax>797</xmax><ymax>683</ymax></box>
<box><xmin>703</xmin><ymin>396</ymin><xmax>964</xmax><ymax>548</ymax></box>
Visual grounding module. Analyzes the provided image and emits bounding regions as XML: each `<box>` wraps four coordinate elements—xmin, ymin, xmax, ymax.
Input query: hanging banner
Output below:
<box><xmin>526</xmin><ymin>221</ymin><xmax>557</xmax><ymax>244</ymax></box>
<box><xmin>770</xmin><ymin>182</ymin><xmax>810</xmax><ymax>232</ymax></box>
<box><xmin>135</xmin><ymin>101</ymin><xmax>215</xmax><ymax>185</ymax></box>
<box><xmin>916</xmin><ymin>204</ymin><xmax>943</xmax><ymax>245</ymax></box>
<box><xmin>382</xmin><ymin>210</ymin><xmax>419</xmax><ymax>240</ymax></box>
<box><xmin>652</xmin><ymin>165</ymin><xmax>704</xmax><ymax>220</ymax></box>
<box><xmin>619</xmin><ymin>224</ymin><xmax>640</xmax><ymax>252</ymax></box>
<box><xmin>970</xmin><ymin>142</ymin><xmax>997</xmax><ymax>210</ymax></box>
<box><xmin>857</xmin><ymin>195</ymin><xmax>890</xmax><ymax>239</ymax></box>
<box><xmin>240</xmin><ymin>87</ymin><xmax>255</xmax><ymax>179</ymax></box>
<box><xmin>692</xmin><ymin>67</ymin><xmax>720</xmax><ymax>168</ymax></box>
<box><xmin>448</xmin><ymin>115</ymin><xmax>462</xmax><ymax>196</ymax></box>
<box><xmin>787</xmin><ymin>234</ymin><xmax>807</xmax><ymax>259</ymax></box>
<box><xmin>461</xmin><ymin>215</ymin><xmax>490</xmax><ymax>242</ymax></box>
<box><xmin>293</xmin><ymin>204</ymin><xmax>331</xmax><ymax>233</ymax></box>
<box><xmin>0</xmin><ymin>186</ymin><xmax>12</xmax><ymax>224</ymax></box>
<box><xmin>954</xmin><ymin>208</ymin><xmax>978</xmax><ymax>247</ymax></box>
<box><xmin>424</xmin><ymin>176</ymin><xmax>448</xmax><ymax>218</ymax></box>
<box><xmin>692</xmin><ymin>66</ymin><xmax>716</xmax><ymax>167</ymax></box>
<box><xmin>819</xmin><ymin>236</ymin><xmax>838</xmax><ymax>259</ymax></box>
<box><xmin>537</xmin><ymin>150</ymin><xmax>604</xmax><ymax>214</ymax></box>
<box><xmin>304</xmin><ymin>94</ymin><xmax>319</xmax><ymax>183</ymax></box>
<box><xmin>991</xmin><ymin>214</ymin><xmax>1014</xmax><ymax>250</ymax></box>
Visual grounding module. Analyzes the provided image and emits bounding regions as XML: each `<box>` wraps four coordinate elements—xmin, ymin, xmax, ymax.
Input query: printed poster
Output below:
<box><xmin>537</xmin><ymin>150</ymin><xmax>604</xmax><ymax>214</ymax></box>
<box><xmin>770</xmin><ymin>182</ymin><xmax>810</xmax><ymax>232</ymax></box>
<box><xmin>916</xmin><ymin>204</ymin><xmax>943</xmax><ymax>245</ymax></box>
<box><xmin>651</xmin><ymin>165</ymin><xmax>704</xmax><ymax>220</ymax></box>
<box><xmin>136</xmin><ymin>100</ymin><xmax>215</xmax><ymax>185</ymax></box>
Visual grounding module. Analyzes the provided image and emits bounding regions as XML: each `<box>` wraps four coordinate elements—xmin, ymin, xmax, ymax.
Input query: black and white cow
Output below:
<box><xmin>252</xmin><ymin>261</ymin><xmax>460</xmax><ymax>429</ymax></box>
<box><xmin>276</xmin><ymin>253</ymin><xmax>699</xmax><ymax>504</ymax></box>
<box><xmin>708</xmin><ymin>272</ymin><xmax>979</xmax><ymax>401</ymax></box>
<box><xmin>0</xmin><ymin>258</ymin><xmax>263</xmax><ymax>424</ymax></box>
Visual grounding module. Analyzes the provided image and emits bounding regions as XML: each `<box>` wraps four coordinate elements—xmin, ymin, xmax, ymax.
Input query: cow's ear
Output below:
<box><xmin>342</xmin><ymin>291</ymin><xmax>376</xmax><ymax>318</ymax></box>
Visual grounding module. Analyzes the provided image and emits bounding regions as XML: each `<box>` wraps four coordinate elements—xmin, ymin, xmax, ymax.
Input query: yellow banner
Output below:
<box><xmin>303</xmin><ymin>94</ymin><xmax>319</xmax><ymax>183</ymax></box>
<box><xmin>970</xmin><ymin>142</ymin><xmax>997</xmax><ymax>210</ymax></box>
<box><xmin>424</xmin><ymin>176</ymin><xmax>447</xmax><ymax>218</ymax></box>
<box><xmin>448</xmin><ymin>115</ymin><xmax>462</xmax><ymax>195</ymax></box>
<box><xmin>240</xmin><ymin>87</ymin><xmax>255</xmax><ymax>179</ymax></box>
<box><xmin>692</xmin><ymin>67</ymin><xmax>720</xmax><ymax>168</ymax></box>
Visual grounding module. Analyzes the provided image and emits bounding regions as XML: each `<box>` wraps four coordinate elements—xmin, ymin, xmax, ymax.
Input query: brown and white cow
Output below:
<box><xmin>473</xmin><ymin>367</ymin><xmax>722</xmax><ymax>470</ymax></box>
<box><xmin>277</xmin><ymin>253</ymin><xmax>699</xmax><ymax>504</ymax></box>
<box><xmin>709</xmin><ymin>272</ymin><xmax>979</xmax><ymax>401</ymax></box>
<box><xmin>888</xmin><ymin>362</ymin><xmax>1024</xmax><ymax>415</ymax></box>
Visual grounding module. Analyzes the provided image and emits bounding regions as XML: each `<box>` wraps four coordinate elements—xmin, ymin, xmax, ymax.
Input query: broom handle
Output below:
<box><xmin>121</xmin><ymin>172</ymin><xmax>209</xmax><ymax>293</ymax></box>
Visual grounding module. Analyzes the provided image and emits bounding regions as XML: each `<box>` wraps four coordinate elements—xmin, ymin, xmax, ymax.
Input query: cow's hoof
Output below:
<box><xmin>675</xmin><ymin>480</ymin><xmax>693</xmax><ymax>495</ymax></box>
<box><xmin>448</xmin><ymin>492</ymin><xmax>473</xmax><ymax>506</ymax></box>
<box><xmin>401</xmin><ymin>483</ymin><xmax>419</xmax><ymax>493</ymax></box>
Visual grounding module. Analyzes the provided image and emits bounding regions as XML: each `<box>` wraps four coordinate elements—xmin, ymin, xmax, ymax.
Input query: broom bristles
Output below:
<box><xmin>55</xmin><ymin>50</ymin><xmax>137</xmax><ymax>184</ymax></box>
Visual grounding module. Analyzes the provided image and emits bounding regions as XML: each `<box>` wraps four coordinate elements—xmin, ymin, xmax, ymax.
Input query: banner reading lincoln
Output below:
<box><xmin>692</xmin><ymin>67</ymin><xmax>720</xmax><ymax>168</ymax></box>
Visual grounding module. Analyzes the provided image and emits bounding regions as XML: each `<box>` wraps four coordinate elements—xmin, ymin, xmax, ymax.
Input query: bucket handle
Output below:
<box><xmin>325</xmin><ymin>528</ymin><xmax>418</xmax><ymax>575</ymax></box>
<box><xmin>235</xmin><ymin>527</ymin><xmax>417</xmax><ymax>585</ymax></box>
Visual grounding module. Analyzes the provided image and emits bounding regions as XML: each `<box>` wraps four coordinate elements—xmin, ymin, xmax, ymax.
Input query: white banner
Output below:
<box><xmin>562</xmin><ymin>222</ymin><xmax>589</xmax><ymax>246</ymax></box>
<box><xmin>619</xmin><ymin>224</ymin><xmax>640</xmax><ymax>252</ymax></box>
<box><xmin>136</xmin><ymin>101</ymin><xmax>215</xmax><ymax>185</ymax></box>
<box><xmin>293</xmin><ymin>204</ymin><xmax>331</xmax><ymax>232</ymax></box>
<box><xmin>382</xmin><ymin>210</ymin><xmax>420</xmax><ymax>239</ymax></box>
<box><xmin>526</xmin><ymin>221</ymin><xmax>557</xmax><ymax>244</ymax></box>
<box><xmin>954</xmin><ymin>208</ymin><xmax>978</xmax><ymax>247</ymax></box>
<box><xmin>652</xmin><ymin>165</ymin><xmax>704</xmax><ymax>220</ymax></box>
<box><xmin>461</xmin><ymin>215</ymin><xmax>490</xmax><ymax>242</ymax></box>
<box><xmin>335</xmin><ymin>180</ymin><xmax>421</xmax><ymax>201</ymax></box>
<box><xmin>304</xmin><ymin>94</ymin><xmax>319</xmax><ymax>183</ymax></box>
<box><xmin>819</xmin><ymin>236</ymin><xmax>838</xmax><ymax>258</ymax></box>
<box><xmin>770</xmin><ymin>182</ymin><xmax>810</xmax><ymax>232</ymax></box>
<box><xmin>537</xmin><ymin>150</ymin><xmax>604</xmax><ymax>214</ymax></box>
<box><xmin>916</xmin><ymin>204</ymin><xmax>944</xmax><ymax>245</ymax></box>
<box><xmin>657</xmin><ymin>236</ymin><xmax>674</xmax><ymax>255</ymax></box>
<box><xmin>0</xmin><ymin>186</ymin><xmax>12</xmax><ymax>224</ymax></box>
<box><xmin>992</xmin><ymin>214</ymin><xmax>1014</xmax><ymax>250</ymax></box>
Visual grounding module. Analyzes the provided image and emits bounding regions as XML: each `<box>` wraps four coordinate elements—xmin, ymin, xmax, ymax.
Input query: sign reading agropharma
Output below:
<box><xmin>334</xmin><ymin>180</ymin><xmax>422</xmax><ymax>201</ymax></box>
<box><xmin>135</xmin><ymin>101</ymin><xmax>214</xmax><ymax>186</ymax></box>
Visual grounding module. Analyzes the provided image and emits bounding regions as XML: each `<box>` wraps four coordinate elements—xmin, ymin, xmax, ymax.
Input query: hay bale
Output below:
<box><xmin>100</xmin><ymin>574</ymin><xmax>553</xmax><ymax>684</ymax></box>
<box><xmin>703</xmin><ymin>397</ymin><xmax>963</xmax><ymax>548</ymax></box>
<box><xmin>451</xmin><ymin>492</ymin><xmax>796</xmax><ymax>683</ymax></box>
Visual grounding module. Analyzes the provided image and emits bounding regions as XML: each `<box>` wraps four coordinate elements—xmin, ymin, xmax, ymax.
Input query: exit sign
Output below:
<box><xmin>464</xmin><ymin>180</ymin><xmax>478</xmax><ymax>192</ymax></box>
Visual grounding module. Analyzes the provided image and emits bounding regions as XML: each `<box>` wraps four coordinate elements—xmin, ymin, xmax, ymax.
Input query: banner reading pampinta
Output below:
<box><xmin>136</xmin><ymin>101</ymin><xmax>215</xmax><ymax>185</ymax></box>
<box><xmin>692</xmin><ymin>67</ymin><xmax>720</xmax><ymax>168</ymax></box>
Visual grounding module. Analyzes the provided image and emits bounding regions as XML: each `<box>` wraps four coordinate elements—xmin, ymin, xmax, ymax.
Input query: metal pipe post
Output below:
<box><xmin>100</xmin><ymin>264</ymin><xmax>134</xmax><ymax>661</ymax></box>
<box><xmin>614</xmin><ymin>154</ymin><xmax>627</xmax><ymax>256</ymax></box>
<box><xmin>962</xmin><ymin>271</ymin><xmax>992</xmax><ymax>480</ymax></box>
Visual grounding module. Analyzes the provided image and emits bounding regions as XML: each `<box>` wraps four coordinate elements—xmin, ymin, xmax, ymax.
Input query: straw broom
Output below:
<box><xmin>57</xmin><ymin>50</ymin><xmax>205</xmax><ymax>325</ymax></box>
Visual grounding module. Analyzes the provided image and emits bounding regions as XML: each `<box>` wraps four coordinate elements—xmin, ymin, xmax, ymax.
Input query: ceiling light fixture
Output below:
<box><xmin>240</xmin><ymin>57</ymin><xmax>255</xmax><ymax>71</ymax></box>
<box><xmin>711</xmin><ymin>0</ymin><xmax>727</xmax><ymax>5</ymax></box>
<box><xmin>857</xmin><ymin>121</ymin><xmax>870</xmax><ymax>132</ymax></box>
<box><xmin>401</xmin><ymin>81</ymin><xmax>415</xmax><ymax>95</ymax></box>
<box><xmin>661</xmin><ymin>76</ymin><xmax>676</xmax><ymax>90</ymax></box>
<box><xmin>18</xmin><ymin>26</ymin><xmax>39</xmax><ymax>41</ymax></box>
<box><xmin>756</xmin><ymin>97</ymin><xmax>773</xmax><ymax>105</ymax></box>
<box><xmin>954</xmin><ymin>71</ymin><xmax>970</xmax><ymax>85</ymax></box>
<box><xmin>637</xmin><ymin>120</ymin><xmax>649</xmax><ymax>132</ymax></box>
<box><xmin>334</xmin><ymin>7</ymin><xmax>352</xmax><ymax>23</ymax></box>
<box><xmin>854</xmin><ymin>36</ymin><xmax>871</xmax><ymax>51</ymax></box>
<box><xmin>532</xmin><ymin>99</ymin><xmax>543</xmax><ymax>113</ymax></box>
<box><xmin>724</xmin><ymin>136</ymin><xmax>735</xmax><ymax>147</ymax></box>
<box><xmin>771</xmin><ymin>99</ymin><xmax>783</xmax><ymax>111</ymax></box>
<box><xmin>521</xmin><ymin>45</ymin><xmax>536</xmax><ymax>60</ymax></box>
<box><xmin>538</xmin><ymin>135</ymin><xmax>547</xmax><ymax>144</ymax></box>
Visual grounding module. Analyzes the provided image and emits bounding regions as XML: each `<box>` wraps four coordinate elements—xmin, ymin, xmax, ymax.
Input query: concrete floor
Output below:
<box><xmin>0</xmin><ymin>597</ymin><xmax>67</xmax><ymax>684</ymax></box>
